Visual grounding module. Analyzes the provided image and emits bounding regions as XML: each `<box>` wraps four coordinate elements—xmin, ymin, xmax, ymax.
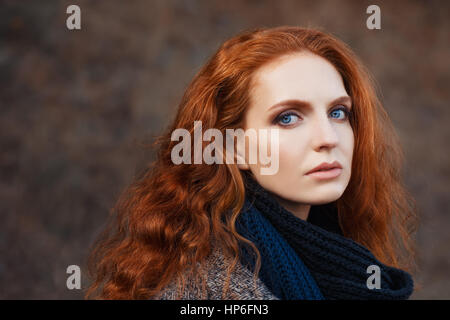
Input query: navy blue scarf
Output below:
<box><xmin>235</xmin><ymin>174</ymin><xmax>414</xmax><ymax>300</ymax></box>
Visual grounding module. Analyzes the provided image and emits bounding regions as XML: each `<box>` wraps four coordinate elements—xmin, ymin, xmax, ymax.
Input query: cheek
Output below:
<box><xmin>277</xmin><ymin>132</ymin><xmax>308</xmax><ymax>172</ymax></box>
<box><xmin>346</xmin><ymin>129</ymin><xmax>355</xmax><ymax>159</ymax></box>
<box><xmin>338</xmin><ymin>125</ymin><xmax>354</xmax><ymax>166</ymax></box>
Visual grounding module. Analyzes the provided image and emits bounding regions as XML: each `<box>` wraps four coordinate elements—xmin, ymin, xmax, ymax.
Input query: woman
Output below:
<box><xmin>85</xmin><ymin>26</ymin><xmax>418</xmax><ymax>300</ymax></box>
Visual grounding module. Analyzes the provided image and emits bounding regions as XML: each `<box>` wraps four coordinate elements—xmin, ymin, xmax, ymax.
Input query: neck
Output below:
<box><xmin>270</xmin><ymin>193</ymin><xmax>311</xmax><ymax>220</ymax></box>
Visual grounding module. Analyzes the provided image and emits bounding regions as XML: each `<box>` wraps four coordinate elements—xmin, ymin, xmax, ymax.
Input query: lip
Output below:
<box><xmin>305</xmin><ymin>161</ymin><xmax>343</xmax><ymax>180</ymax></box>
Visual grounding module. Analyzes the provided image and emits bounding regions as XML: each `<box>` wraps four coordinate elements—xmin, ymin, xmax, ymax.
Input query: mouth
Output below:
<box><xmin>305</xmin><ymin>161</ymin><xmax>343</xmax><ymax>179</ymax></box>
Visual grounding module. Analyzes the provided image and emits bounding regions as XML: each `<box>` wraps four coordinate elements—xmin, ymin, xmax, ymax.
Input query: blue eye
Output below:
<box><xmin>330</xmin><ymin>106</ymin><xmax>350</xmax><ymax>120</ymax></box>
<box><xmin>276</xmin><ymin>112</ymin><xmax>300</xmax><ymax>126</ymax></box>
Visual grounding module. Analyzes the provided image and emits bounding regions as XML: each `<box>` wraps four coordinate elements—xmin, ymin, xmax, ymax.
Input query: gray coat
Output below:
<box><xmin>152</xmin><ymin>247</ymin><xmax>279</xmax><ymax>300</ymax></box>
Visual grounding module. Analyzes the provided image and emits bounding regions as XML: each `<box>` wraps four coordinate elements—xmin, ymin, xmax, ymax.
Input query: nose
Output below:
<box><xmin>311</xmin><ymin>116</ymin><xmax>339</xmax><ymax>152</ymax></box>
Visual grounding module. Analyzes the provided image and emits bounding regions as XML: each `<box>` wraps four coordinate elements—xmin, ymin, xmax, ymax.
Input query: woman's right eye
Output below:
<box><xmin>275</xmin><ymin>112</ymin><xmax>300</xmax><ymax>126</ymax></box>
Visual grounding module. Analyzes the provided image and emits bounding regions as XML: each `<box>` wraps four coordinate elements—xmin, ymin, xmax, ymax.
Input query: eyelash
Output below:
<box><xmin>274</xmin><ymin>105</ymin><xmax>352</xmax><ymax>126</ymax></box>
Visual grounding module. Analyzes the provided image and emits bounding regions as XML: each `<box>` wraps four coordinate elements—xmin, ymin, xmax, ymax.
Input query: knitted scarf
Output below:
<box><xmin>234</xmin><ymin>173</ymin><xmax>414</xmax><ymax>300</ymax></box>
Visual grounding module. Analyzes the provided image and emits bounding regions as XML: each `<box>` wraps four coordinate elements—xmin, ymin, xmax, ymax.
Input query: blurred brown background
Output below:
<box><xmin>0</xmin><ymin>0</ymin><xmax>449</xmax><ymax>299</ymax></box>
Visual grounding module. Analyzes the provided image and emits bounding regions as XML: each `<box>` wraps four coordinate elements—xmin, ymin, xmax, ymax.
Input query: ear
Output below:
<box><xmin>236</xmin><ymin>158</ymin><xmax>250</xmax><ymax>170</ymax></box>
<box><xmin>236</xmin><ymin>140</ymin><xmax>250</xmax><ymax>170</ymax></box>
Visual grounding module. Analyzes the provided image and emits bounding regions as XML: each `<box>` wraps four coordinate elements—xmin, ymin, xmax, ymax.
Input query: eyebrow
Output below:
<box><xmin>268</xmin><ymin>96</ymin><xmax>352</xmax><ymax>111</ymax></box>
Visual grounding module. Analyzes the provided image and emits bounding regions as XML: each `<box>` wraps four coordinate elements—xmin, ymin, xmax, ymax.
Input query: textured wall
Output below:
<box><xmin>1</xmin><ymin>0</ymin><xmax>449</xmax><ymax>299</ymax></box>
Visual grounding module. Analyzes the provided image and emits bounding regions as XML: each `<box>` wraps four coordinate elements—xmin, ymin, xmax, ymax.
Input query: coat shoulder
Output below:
<box><xmin>152</xmin><ymin>247</ymin><xmax>278</xmax><ymax>300</ymax></box>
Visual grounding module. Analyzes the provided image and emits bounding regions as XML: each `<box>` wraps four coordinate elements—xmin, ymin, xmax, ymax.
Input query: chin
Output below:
<box><xmin>300</xmin><ymin>185</ymin><xmax>346</xmax><ymax>205</ymax></box>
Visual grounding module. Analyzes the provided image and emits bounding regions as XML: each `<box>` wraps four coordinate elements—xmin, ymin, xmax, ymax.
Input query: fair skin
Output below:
<box><xmin>238</xmin><ymin>51</ymin><xmax>354</xmax><ymax>220</ymax></box>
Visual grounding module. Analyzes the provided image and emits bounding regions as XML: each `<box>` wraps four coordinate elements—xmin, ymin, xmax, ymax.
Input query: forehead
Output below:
<box><xmin>249</xmin><ymin>51</ymin><xmax>348</xmax><ymax>106</ymax></box>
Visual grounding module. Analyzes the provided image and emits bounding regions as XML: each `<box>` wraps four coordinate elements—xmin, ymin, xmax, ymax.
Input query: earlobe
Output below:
<box><xmin>237</xmin><ymin>162</ymin><xmax>250</xmax><ymax>170</ymax></box>
<box><xmin>236</xmin><ymin>143</ymin><xmax>250</xmax><ymax>170</ymax></box>
<box><xmin>236</xmin><ymin>152</ymin><xmax>250</xmax><ymax>170</ymax></box>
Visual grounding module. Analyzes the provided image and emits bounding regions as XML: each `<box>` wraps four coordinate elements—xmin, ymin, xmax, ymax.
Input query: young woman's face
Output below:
<box><xmin>240</xmin><ymin>51</ymin><xmax>354</xmax><ymax>210</ymax></box>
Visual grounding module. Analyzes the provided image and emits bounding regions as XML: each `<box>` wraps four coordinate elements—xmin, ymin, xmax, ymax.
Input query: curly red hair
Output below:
<box><xmin>85</xmin><ymin>26</ymin><xmax>418</xmax><ymax>299</ymax></box>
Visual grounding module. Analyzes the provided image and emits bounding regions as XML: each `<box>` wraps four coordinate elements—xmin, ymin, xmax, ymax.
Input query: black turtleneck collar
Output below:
<box><xmin>307</xmin><ymin>203</ymin><xmax>343</xmax><ymax>236</ymax></box>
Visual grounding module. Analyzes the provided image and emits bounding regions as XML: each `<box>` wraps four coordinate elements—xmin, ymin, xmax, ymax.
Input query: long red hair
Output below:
<box><xmin>85</xmin><ymin>26</ymin><xmax>418</xmax><ymax>299</ymax></box>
